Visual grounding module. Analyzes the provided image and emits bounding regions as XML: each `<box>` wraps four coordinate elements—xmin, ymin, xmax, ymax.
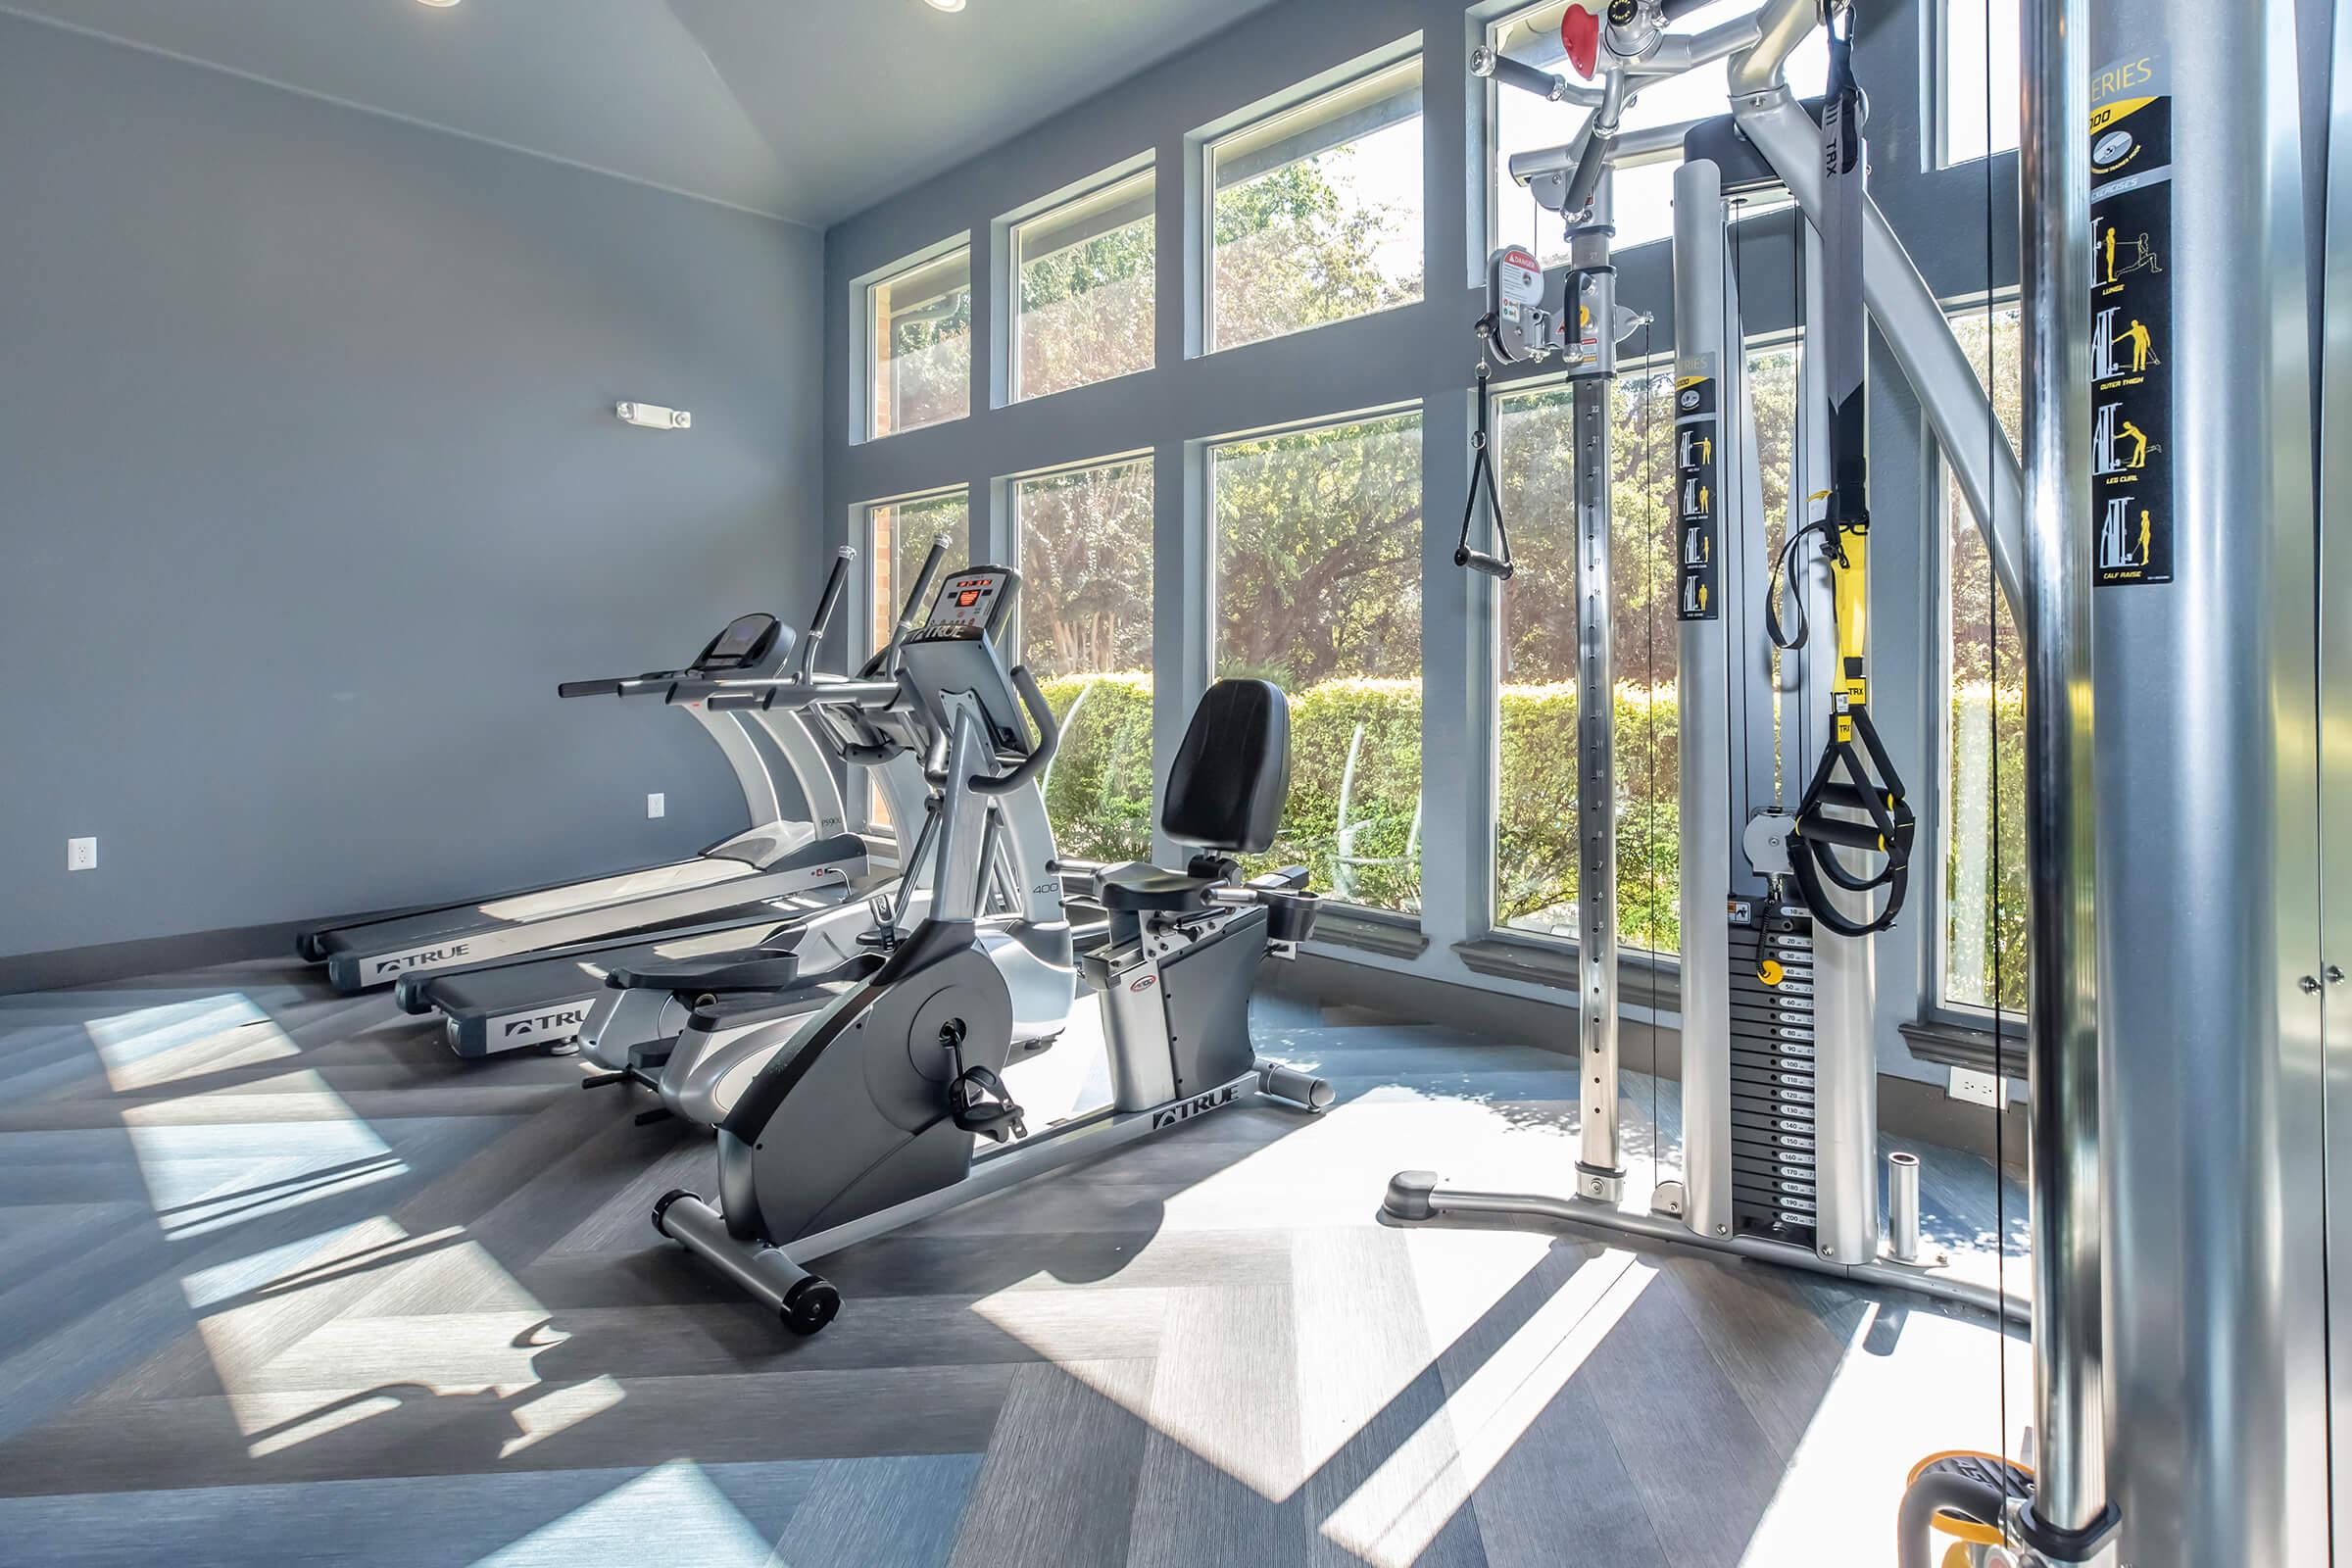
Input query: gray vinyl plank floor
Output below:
<box><xmin>0</xmin><ymin>956</ymin><xmax>2031</xmax><ymax>1566</ymax></box>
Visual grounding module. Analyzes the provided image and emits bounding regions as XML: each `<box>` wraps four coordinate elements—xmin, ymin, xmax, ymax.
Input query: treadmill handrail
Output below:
<box><xmin>680</xmin><ymin>675</ymin><xmax>906</xmax><ymax>712</ymax></box>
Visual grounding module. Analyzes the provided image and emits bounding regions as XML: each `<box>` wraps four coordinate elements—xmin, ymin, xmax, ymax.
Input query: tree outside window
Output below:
<box><xmin>1212</xmin><ymin>409</ymin><xmax>1422</xmax><ymax>912</ymax></box>
<box><xmin>867</xmin><ymin>246</ymin><xmax>971</xmax><ymax>439</ymax></box>
<box><xmin>1013</xmin><ymin>458</ymin><xmax>1155</xmax><ymax>864</ymax></box>
<box><xmin>1208</xmin><ymin>57</ymin><xmax>1424</xmax><ymax>353</ymax></box>
<box><xmin>1013</xmin><ymin>171</ymin><xmax>1155</xmax><ymax>402</ymax></box>
<box><xmin>1491</xmin><ymin>347</ymin><xmax>1799</xmax><ymax>954</ymax></box>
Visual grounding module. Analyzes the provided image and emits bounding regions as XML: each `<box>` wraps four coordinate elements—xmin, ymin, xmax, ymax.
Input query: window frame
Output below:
<box><xmin>999</xmin><ymin>160</ymin><xmax>1159</xmax><ymax>409</ymax></box>
<box><xmin>1928</xmin><ymin>293</ymin><xmax>2027</xmax><ymax>1027</ymax></box>
<box><xmin>1004</xmin><ymin>450</ymin><xmax>1159</xmax><ymax>868</ymax></box>
<box><xmin>1927</xmin><ymin>0</ymin><xmax>2022</xmax><ymax>170</ymax></box>
<box><xmin>854</xmin><ymin>234</ymin><xmax>975</xmax><ymax>445</ymax></box>
<box><xmin>1197</xmin><ymin>43</ymin><xmax>1428</xmax><ymax>358</ymax></box>
<box><xmin>1202</xmin><ymin>399</ymin><xmax>1428</xmax><ymax>920</ymax></box>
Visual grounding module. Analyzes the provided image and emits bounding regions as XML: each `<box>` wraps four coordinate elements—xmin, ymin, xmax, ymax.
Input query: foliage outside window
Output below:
<box><xmin>1943</xmin><ymin>305</ymin><xmax>2026</xmax><ymax>1011</ymax></box>
<box><xmin>1013</xmin><ymin>458</ymin><xmax>1156</xmax><ymax>864</ymax></box>
<box><xmin>1212</xmin><ymin>409</ymin><xmax>1423</xmax><ymax>912</ymax></box>
<box><xmin>1491</xmin><ymin>348</ymin><xmax>1799</xmax><ymax>954</ymax></box>
<box><xmin>1012</xmin><ymin>170</ymin><xmax>1155</xmax><ymax>402</ymax></box>
<box><xmin>866</xmin><ymin>246</ymin><xmax>972</xmax><ymax>439</ymax></box>
<box><xmin>1488</xmin><ymin>1</ymin><xmax>1827</xmax><ymax>261</ymax></box>
<box><xmin>1208</xmin><ymin>57</ymin><xmax>1424</xmax><ymax>353</ymax></box>
<box><xmin>1938</xmin><ymin>0</ymin><xmax>2022</xmax><ymax>167</ymax></box>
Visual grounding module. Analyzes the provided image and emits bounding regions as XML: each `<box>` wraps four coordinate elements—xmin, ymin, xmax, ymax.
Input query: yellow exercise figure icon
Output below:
<box><xmin>2138</xmin><ymin>508</ymin><xmax>2152</xmax><ymax>565</ymax></box>
<box><xmin>2121</xmin><ymin>318</ymin><xmax>2158</xmax><ymax>372</ymax></box>
<box><xmin>2121</xmin><ymin>418</ymin><xmax>2150</xmax><ymax>468</ymax></box>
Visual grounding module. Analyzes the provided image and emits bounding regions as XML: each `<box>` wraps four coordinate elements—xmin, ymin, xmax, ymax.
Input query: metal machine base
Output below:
<box><xmin>1383</xmin><ymin>1171</ymin><xmax>2026</xmax><ymax>1323</ymax></box>
<box><xmin>659</xmin><ymin>1060</ymin><xmax>1330</xmax><ymax>1330</ymax></box>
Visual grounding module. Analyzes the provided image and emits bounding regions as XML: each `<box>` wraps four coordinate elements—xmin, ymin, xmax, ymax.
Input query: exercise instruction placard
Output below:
<box><xmin>1675</xmin><ymin>365</ymin><xmax>1720</xmax><ymax>621</ymax></box>
<box><xmin>2089</xmin><ymin>71</ymin><xmax>2173</xmax><ymax>587</ymax></box>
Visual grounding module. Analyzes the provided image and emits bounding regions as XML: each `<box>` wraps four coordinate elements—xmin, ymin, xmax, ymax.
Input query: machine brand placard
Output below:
<box><xmin>1674</xmin><ymin>363</ymin><xmax>1720</xmax><ymax>620</ymax></box>
<box><xmin>2089</xmin><ymin>70</ymin><xmax>2173</xmax><ymax>587</ymax></box>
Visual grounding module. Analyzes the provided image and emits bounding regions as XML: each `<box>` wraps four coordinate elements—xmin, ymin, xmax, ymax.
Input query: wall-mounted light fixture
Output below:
<box><xmin>923</xmin><ymin>0</ymin><xmax>967</xmax><ymax>12</ymax></box>
<box><xmin>616</xmin><ymin>402</ymin><xmax>692</xmax><ymax>430</ymax></box>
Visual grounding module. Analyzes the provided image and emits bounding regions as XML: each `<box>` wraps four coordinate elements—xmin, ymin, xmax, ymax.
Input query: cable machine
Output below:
<box><xmin>1409</xmin><ymin>0</ymin><xmax>2024</xmax><ymax>1305</ymax></box>
<box><xmin>1411</xmin><ymin>0</ymin><xmax>2351</xmax><ymax>1562</ymax></box>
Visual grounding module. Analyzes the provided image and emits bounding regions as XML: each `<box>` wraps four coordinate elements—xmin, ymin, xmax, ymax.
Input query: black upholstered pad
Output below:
<box><xmin>1163</xmin><ymin>678</ymin><xmax>1290</xmax><ymax>853</ymax></box>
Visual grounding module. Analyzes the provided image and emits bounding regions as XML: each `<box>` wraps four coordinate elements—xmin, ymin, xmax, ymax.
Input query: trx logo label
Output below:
<box><xmin>369</xmin><ymin>942</ymin><xmax>470</xmax><ymax>977</ymax></box>
<box><xmin>1152</xmin><ymin>1084</ymin><xmax>1238</xmax><ymax>1130</ymax></box>
<box><xmin>501</xmin><ymin>1006</ymin><xmax>589</xmax><ymax>1039</ymax></box>
<box><xmin>1128</xmin><ymin>975</ymin><xmax>1158</xmax><ymax>994</ymax></box>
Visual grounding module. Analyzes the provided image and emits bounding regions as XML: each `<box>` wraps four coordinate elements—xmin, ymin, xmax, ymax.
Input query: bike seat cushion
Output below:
<box><xmin>1162</xmin><ymin>679</ymin><xmax>1291</xmax><ymax>854</ymax></box>
<box><xmin>1097</xmin><ymin>863</ymin><xmax>1220</xmax><ymax>912</ymax></box>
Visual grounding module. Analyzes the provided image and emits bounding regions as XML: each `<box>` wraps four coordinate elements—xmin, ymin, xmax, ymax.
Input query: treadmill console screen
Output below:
<box><xmin>696</xmin><ymin>613</ymin><xmax>779</xmax><ymax>670</ymax></box>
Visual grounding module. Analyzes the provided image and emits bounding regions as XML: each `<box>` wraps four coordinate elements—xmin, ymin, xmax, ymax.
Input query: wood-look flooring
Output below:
<box><xmin>0</xmin><ymin>957</ymin><xmax>2032</xmax><ymax>1566</ymax></box>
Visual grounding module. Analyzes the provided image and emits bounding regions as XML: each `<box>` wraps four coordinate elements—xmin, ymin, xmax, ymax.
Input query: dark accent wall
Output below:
<box><xmin>0</xmin><ymin>16</ymin><xmax>825</xmax><ymax>968</ymax></box>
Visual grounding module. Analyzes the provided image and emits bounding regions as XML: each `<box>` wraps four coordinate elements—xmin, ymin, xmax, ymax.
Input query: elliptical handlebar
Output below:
<box><xmin>967</xmin><ymin>665</ymin><xmax>1058</xmax><ymax>798</ymax></box>
<box><xmin>879</xmin><ymin>537</ymin><xmax>953</xmax><ymax>677</ymax></box>
<box><xmin>793</xmin><ymin>547</ymin><xmax>855</xmax><ymax>684</ymax></box>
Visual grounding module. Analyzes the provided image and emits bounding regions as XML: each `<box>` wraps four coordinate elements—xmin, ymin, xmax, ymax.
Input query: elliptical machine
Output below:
<box><xmin>653</xmin><ymin>587</ymin><xmax>1330</xmax><ymax>1335</ymax></box>
<box><xmin>573</xmin><ymin>542</ymin><xmax>1071</xmax><ymax>1130</ymax></box>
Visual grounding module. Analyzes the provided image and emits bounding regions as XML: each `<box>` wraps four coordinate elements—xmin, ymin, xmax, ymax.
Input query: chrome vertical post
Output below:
<box><xmin>2017</xmin><ymin>0</ymin><xmax>2110</xmax><ymax>1551</ymax></box>
<box><xmin>1573</xmin><ymin>175</ymin><xmax>1624</xmax><ymax>1200</ymax></box>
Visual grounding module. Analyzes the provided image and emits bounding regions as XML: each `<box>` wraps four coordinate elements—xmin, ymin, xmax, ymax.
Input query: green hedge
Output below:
<box><xmin>1037</xmin><ymin>675</ymin><xmax>2028</xmax><ymax>998</ymax></box>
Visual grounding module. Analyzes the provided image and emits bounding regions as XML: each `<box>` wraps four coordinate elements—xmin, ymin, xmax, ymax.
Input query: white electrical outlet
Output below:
<box><xmin>67</xmin><ymin>837</ymin><xmax>97</xmax><ymax>871</ymax></box>
<box><xmin>646</xmin><ymin>793</ymin><xmax>665</xmax><ymax>819</ymax></box>
<box><xmin>1948</xmin><ymin>1065</ymin><xmax>2002</xmax><ymax>1107</ymax></box>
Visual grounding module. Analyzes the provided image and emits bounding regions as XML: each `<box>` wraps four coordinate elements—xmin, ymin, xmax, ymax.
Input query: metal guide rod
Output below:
<box><xmin>1573</xmin><ymin>177</ymin><xmax>1624</xmax><ymax>1198</ymax></box>
<box><xmin>2018</xmin><ymin>0</ymin><xmax>2110</xmax><ymax>1547</ymax></box>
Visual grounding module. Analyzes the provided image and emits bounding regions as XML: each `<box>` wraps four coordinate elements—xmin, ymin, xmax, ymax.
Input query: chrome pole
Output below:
<box><xmin>1572</xmin><ymin>173</ymin><xmax>1624</xmax><ymax>1200</ymax></box>
<box><xmin>2017</xmin><ymin>0</ymin><xmax>2111</xmax><ymax>1550</ymax></box>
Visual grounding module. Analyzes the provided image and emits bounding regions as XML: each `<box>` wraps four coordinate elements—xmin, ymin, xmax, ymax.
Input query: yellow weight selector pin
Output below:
<box><xmin>1758</xmin><ymin>958</ymin><xmax>1786</xmax><ymax>987</ymax></box>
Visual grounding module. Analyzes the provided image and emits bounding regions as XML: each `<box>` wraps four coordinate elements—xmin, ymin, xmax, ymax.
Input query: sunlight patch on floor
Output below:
<box><xmin>85</xmin><ymin>993</ymin><xmax>299</xmax><ymax>1091</ymax></box>
<box><xmin>1736</xmin><ymin>1302</ymin><xmax>2033</xmax><ymax>1566</ymax></box>
<box><xmin>469</xmin><ymin>1459</ymin><xmax>773</xmax><ymax>1567</ymax></box>
<box><xmin>1319</xmin><ymin>1250</ymin><xmax>1656</xmax><ymax>1568</ymax></box>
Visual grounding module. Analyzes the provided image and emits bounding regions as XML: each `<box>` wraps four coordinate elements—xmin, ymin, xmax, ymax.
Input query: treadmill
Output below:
<box><xmin>392</xmin><ymin>547</ymin><xmax>957</xmax><ymax>1061</ymax></box>
<box><xmin>297</xmin><ymin>565</ymin><xmax>868</xmax><ymax>994</ymax></box>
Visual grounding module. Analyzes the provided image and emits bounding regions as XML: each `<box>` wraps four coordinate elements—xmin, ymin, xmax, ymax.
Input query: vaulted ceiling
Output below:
<box><xmin>0</xmin><ymin>0</ymin><xmax>1287</xmax><ymax>226</ymax></box>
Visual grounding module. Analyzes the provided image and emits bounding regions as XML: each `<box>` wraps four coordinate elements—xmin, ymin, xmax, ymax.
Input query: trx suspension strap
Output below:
<box><xmin>1779</xmin><ymin>3</ymin><xmax>1914</xmax><ymax>940</ymax></box>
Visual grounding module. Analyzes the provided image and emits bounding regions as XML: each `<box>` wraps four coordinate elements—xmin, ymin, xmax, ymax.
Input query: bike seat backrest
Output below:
<box><xmin>1162</xmin><ymin>679</ymin><xmax>1291</xmax><ymax>854</ymax></box>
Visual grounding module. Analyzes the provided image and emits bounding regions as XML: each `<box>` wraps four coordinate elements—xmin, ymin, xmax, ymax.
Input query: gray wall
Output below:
<box><xmin>819</xmin><ymin>0</ymin><xmax>2020</xmax><ymax>1084</ymax></box>
<box><xmin>0</xmin><ymin>15</ymin><xmax>826</xmax><ymax>966</ymax></box>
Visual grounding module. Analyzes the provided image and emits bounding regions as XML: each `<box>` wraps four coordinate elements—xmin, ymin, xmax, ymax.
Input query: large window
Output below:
<box><xmin>1942</xmin><ymin>304</ymin><xmax>2026</xmax><ymax>1012</ymax></box>
<box><xmin>1212</xmin><ymin>409</ymin><xmax>1423</xmax><ymax>912</ymax></box>
<box><xmin>1011</xmin><ymin>169</ymin><xmax>1156</xmax><ymax>403</ymax></box>
<box><xmin>865</xmin><ymin>488</ymin><xmax>970</xmax><ymax>655</ymax></box>
<box><xmin>1936</xmin><ymin>0</ymin><xmax>2021</xmax><ymax>167</ymax></box>
<box><xmin>1207</xmin><ymin>55</ymin><xmax>1424</xmax><ymax>354</ymax></box>
<box><xmin>1490</xmin><ymin>348</ymin><xmax>1797</xmax><ymax>955</ymax></box>
<box><xmin>865</xmin><ymin>244</ymin><xmax>972</xmax><ymax>439</ymax></box>
<box><xmin>1012</xmin><ymin>457</ymin><xmax>1156</xmax><ymax>864</ymax></box>
<box><xmin>1488</xmin><ymin>2</ymin><xmax>1828</xmax><ymax>260</ymax></box>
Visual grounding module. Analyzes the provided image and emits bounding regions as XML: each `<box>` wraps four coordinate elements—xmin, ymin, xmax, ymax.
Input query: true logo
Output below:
<box><xmin>502</xmin><ymin>1006</ymin><xmax>589</xmax><ymax>1039</ymax></box>
<box><xmin>1151</xmin><ymin>1084</ymin><xmax>1239</xmax><ymax>1130</ymax></box>
<box><xmin>370</xmin><ymin>942</ymin><xmax>470</xmax><ymax>977</ymax></box>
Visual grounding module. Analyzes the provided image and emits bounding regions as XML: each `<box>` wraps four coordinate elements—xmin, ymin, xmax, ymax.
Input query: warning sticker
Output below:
<box><xmin>1675</xmin><ymin>363</ymin><xmax>1720</xmax><ymax>621</ymax></box>
<box><xmin>2089</xmin><ymin>86</ymin><xmax>2173</xmax><ymax>586</ymax></box>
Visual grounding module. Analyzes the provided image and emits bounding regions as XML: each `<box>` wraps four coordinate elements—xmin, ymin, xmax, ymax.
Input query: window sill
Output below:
<box><xmin>1452</xmin><ymin>932</ymin><xmax>1681</xmax><ymax>1013</ymax></box>
<box><xmin>1899</xmin><ymin>1015</ymin><xmax>2027</xmax><ymax>1079</ymax></box>
<box><xmin>1304</xmin><ymin>906</ymin><xmax>1431</xmax><ymax>960</ymax></box>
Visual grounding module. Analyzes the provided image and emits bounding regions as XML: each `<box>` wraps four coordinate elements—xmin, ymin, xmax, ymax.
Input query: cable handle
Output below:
<box><xmin>1455</xmin><ymin>355</ymin><xmax>1516</xmax><ymax>581</ymax></box>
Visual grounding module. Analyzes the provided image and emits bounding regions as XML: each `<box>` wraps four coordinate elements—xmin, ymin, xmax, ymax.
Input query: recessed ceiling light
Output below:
<box><xmin>417</xmin><ymin>0</ymin><xmax>461</xmax><ymax>8</ymax></box>
<box><xmin>924</xmin><ymin>0</ymin><xmax>966</xmax><ymax>12</ymax></box>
